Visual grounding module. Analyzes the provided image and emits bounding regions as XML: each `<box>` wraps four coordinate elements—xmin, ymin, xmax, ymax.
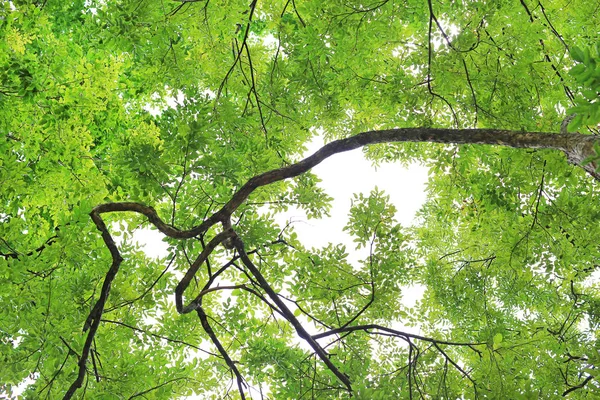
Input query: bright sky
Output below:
<box><xmin>274</xmin><ymin>136</ymin><xmax>428</xmax><ymax>252</ymax></box>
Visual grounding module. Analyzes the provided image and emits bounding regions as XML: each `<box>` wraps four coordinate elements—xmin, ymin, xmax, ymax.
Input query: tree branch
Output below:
<box><xmin>90</xmin><ymin>128</ymin><xmax>597</xmax><ymax>246</ymax></box>
<box><xmin>175</xmin><ymin>229</ymin><xmax>234</xmax><ymax>313</ymax></box>
<box><xmin>196</xmin><ymin>307</ymin><xmax>247</xmax><ymax>400</ymax></box>
<box><xmin>312</xmin><ymin>324</ymin><xmax>485</xmax><ymax>348</ymax></box>
<box><xmin>63</xmin><ymin>212</ymin><xmax>123</xmax><ymax>400</ymax></box>
<box><xmin>233</xmin><ymin>235</ymin><xmax>353</xmax><ymax>393</ymax></box>
<box><xmin>562</xmin><ymin>374</ymin><xmax>594</xmax><ymax>396</ymax></box>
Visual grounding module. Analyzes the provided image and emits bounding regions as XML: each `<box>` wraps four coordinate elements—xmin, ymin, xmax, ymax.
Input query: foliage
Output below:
<box><xmin>567</xmin><ymin>44</ymin><xmax>600</xmax><ymax>170</ymax></box>
<box><xmin>0</xmin><ymin>0</ymin><xmax>599</xmax><ymax>399</ymax></box>
<box><xmin>567</xmin><ymin>44</ymin><xmax>600</xmax><ymax>132</ymax></box>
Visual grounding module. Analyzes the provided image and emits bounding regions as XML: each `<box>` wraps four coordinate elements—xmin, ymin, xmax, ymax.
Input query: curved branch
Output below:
<box><xmin>175</xmin><ymin>229</ymin><xmax>234</xmax><ymax>313</ymax></box>
<box><xmin>91</xmin><ymin>128</ymin><xmax>596</xmax><ymax>244</ymax></box>
<box><xmin>218</xmin><ymin>128</ymin><xmax>594</xmax><ymax>219</ymax></box>
<box><xmin>91</xmin><ymin>202</ymin><xmax>223</xmax><ymax>239</ymax></box>
<box><xmin>63</xmin><ymin>212</ymin><xmax>123</xmax><ymax>399</ymax></box>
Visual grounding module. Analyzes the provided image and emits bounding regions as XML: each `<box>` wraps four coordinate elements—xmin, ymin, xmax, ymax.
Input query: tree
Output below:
<box><xmin>1</xmin><ymin>0</ymin><xmax>599</xmax><ymax>398</ymax></box>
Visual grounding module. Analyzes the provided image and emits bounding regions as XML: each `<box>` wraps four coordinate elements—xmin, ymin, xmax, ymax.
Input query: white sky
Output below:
<box><xmin>274</xmin><ymin>136</ymin><xmax>428</xmax><ymax>252</ymax></box>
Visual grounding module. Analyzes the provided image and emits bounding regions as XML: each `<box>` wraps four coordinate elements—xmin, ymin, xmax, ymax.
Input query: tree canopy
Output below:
<box><xmin>1</xmin><ymin>0</ymin><xmax>599</xmax><ymax>398</ymax></box>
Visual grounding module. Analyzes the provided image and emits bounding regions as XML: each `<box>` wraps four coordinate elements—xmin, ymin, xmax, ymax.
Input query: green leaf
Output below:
<box><xmin>493</xmin><ymin>333</ymin><xmax>503</xmax><ymax>347</ymax></box>
<box><xmin>570</xmin><ymin>46</ymin><xmax>586</xmax><ymax>63</ymax></box>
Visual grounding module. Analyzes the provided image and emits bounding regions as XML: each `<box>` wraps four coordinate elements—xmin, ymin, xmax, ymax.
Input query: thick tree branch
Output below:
<box><xmin>175</xmin><ymin>229</ymin><xmax>234</xmax><ymax>313</ymax></box>
<box><xmin>63</xmin><ymin>212</ymin><xmax>123</xmax><ymax>400</ymax></box>
<box><xmin>91</xmin><ymin>129</ymin><xmax>598</xmax><ymax>244</ymax></box>
<box><xmin>218</xmin><ymin>128</ymin><xmax>597</xmax><ymax>220</ymax></box>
